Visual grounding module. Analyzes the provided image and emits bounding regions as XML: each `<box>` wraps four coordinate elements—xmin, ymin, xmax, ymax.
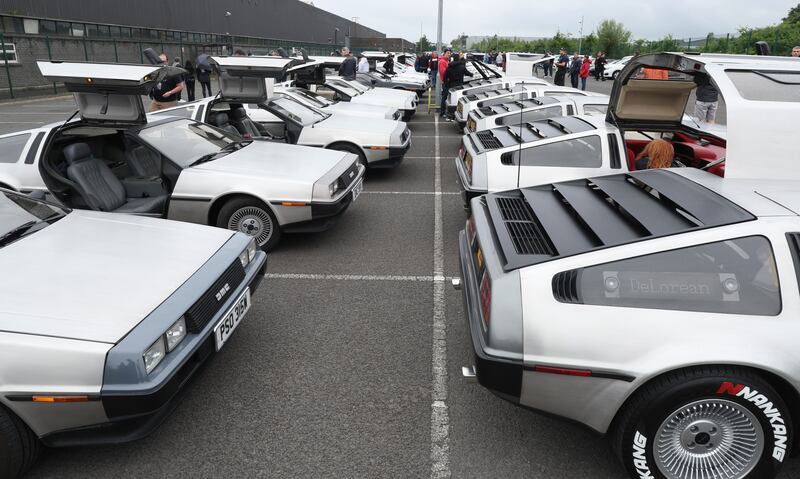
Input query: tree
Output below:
<box><xmin>595</xmin><ymin>19</ymin><xmax>632</xmax><ymax>57</ymax></box>
<box><xmin>450</xmin><ymin>33</ymin><xmax>468</xmax><ymax>51</ymax></box>
<box><xmin>417</xmin><ymin>34</ymin><xmax>433</xmax><ymax>54</ymax></box>
<box><xmin>783</xmin><ymin>3</ymin><xmax>800</xmax><ymax>24</ymax></box>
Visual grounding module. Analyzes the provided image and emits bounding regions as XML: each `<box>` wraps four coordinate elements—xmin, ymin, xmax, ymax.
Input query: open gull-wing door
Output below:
<box><xmin>37</xmin><ymin>61</ymin><xmax>165</xmax><ymax>125</ymax></box>
<box><xmin>210</xmin><ymin>56</ymin><xmax>304</xmax><ymax>103</ymax></box>
<box><xmin>287</xmin><ymin>59</ymin><xmax>327</xmax><ymax>86</ymax></box>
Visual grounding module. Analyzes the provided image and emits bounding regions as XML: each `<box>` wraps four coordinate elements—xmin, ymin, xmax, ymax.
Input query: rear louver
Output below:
<box><xmin>476</xmin><ymin>131</ymin><xmax>502</xmax><ymax>150</ymax></box>
<box><xmin>500</xmin><ymin>152</ymin><xmax>514</xmax><ymax>165</ymax></box>
<box><xmin>495</xmin><ymin>196</ymin><xmax>555</xmax><ymax>256</ymax></box>
<box><xmin>552</xmin><ymin>270</ymin><xmax>581</xmax><ymax>303</ymax></box>
<box><xmin>466</xmin><ymin>94</ymin><xmax>479</xmax><ymax>101</ymax></box>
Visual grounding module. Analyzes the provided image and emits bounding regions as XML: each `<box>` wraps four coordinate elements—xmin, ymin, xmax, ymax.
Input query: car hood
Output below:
<box><xmin>326</xmin><ymin>102</ymin><xmax>394</xmax><ymax>119</ymax></box>
<box><xmin>192</xmin><ymin>141</ymin><xmax>348</xmax><ymax>182</ymax></box>
<box><xmin>317</xmin><ymin>114</ymin><xmax>398</xmax><ymax>136</ymax></box>
<box><xmin>0</xmin><ymin>211</ymin><xmax>233</xmax><ymax>343</ymax></box>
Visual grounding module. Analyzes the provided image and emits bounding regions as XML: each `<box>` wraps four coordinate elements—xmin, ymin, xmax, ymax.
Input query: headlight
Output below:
<box><xmin>143</xmin><ymin>338</ymin><xmax>166</xmax><ymax>374</ymax></box>
<box><xmin>239</xmin><ymin>238</ymin><xmax>257</xmax><ymax>267</ymax></box>
<box><xmin>165</xmin><ymin>317</ymin><xmax>187</xmax><ymax>352</ymax></box>
<box><xmin>329</xmin><ymin>180</ymin><xmax>341</xmax><ymax>197</ymax></box>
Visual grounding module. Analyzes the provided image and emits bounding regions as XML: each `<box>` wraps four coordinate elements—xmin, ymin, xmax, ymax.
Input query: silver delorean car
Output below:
<box><xmin>456</xmin><ymin>168</ymin><xmax>800</xmax><ymax>479</ymax></box>
<box><xmin>464</xmin><ymin>95</ymin><xmax>610</xmax><ymax>134</ymax></box>
<box><xmin>0</xmin><ymin>187</ymin><xmax>266</xmax><ymax>478</ymax></box>
<box><xmin>3</xmin><ymin>61</ymin><xmax>365</xmax><ymax>251</ymax></box>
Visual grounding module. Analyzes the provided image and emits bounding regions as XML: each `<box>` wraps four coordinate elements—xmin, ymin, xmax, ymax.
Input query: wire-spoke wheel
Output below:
<box><xmin>654</xmin><ymin>399</ymin><xmax>763</xmax><ymax>479</ymax></box>
<box><xmin>217</xmin><ymin>197</ymin><xmax>281</xmax><ymax>251</ymax></box>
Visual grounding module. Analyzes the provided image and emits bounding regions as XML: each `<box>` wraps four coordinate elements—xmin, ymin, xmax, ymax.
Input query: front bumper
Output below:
<box><xmin>40</xmin><ymin>244</ymin><xmax>268</xmax><ymax>447</ymax></box>
<box><xmin>402</xmin><ymin>108</ymin><xmax>416</xmax><ymax>121</ymax></box>
<box><xmin>282</xmin><ymin>168</ymin><xmax>365</xmax><ymax>233</ymax></box>
<box><xmin>365</xmin><ymin>136</ymin><xmax>412</xmax><ymax>169</ymax></box>
<box><xmin>457</xmin><ymin>231</ymin><xmax>523</xmax><ymax>404</ymax></box>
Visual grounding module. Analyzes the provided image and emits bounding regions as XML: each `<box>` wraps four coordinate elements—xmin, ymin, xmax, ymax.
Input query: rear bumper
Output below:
<box><xmin>454</xmin><ymin>157</ymin><xmax>486</xmax><ymax>209</ymax></box>
<box><xmin>40</xmin><ymin>252</ymin><xmax>268</xmax><ymax>447</ymax></box>
<box><xmin>402</xmin><ymin>109</ymin><xmax>416</xmax><ymax>121</ymax></box>
<box><xmin>457</xmin><ymin>231</ymin><xmax>523</xmax><ymax>404</ymax></box>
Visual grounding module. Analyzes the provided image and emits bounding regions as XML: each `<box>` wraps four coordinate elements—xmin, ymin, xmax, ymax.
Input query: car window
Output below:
<box><xmin>150</xmin><ymin>105</ymin><xmax>196</xmax><ymax>119</ymax></box>
<box><xmin>545</xmin><ymin>91</ymin><xmax>586</xmax><ymax>97</ymax></box>
<box><xmin>582</xmin><ymin>104</ymin><xmax>608</xmax><ymax>116</ymax></box>
<box><xmin>0</xmin><ymin>190</ymin><xmax>66</xmax><ymax>247</ymax></box>
<box><xmin>326</xmin><ymin>80</ymin><xmax>360</xmax><ymax>97</ymax></box>
<box><xmin>269</xmin><ymin>97</ymin><xmax>327</xmax><ymax>126</ymax></box>
<box><xmin>138</xmin><ymin>119</ymin><xmax>237</xmax><ymax>168</ymax></box>
<box><xmin>288</xmin><ymin>88</ymin><xmax>331</xmax><ymax>108</ymax></box>
<box><xmin>567</xmin><ymin>236</ymin><xmax>780</xmax><ymax>315</ymax></box>
<box><xmin>498</xmin><ymin>106</ymin><xmax>564</xmax><ymax>126</ymax></box>
<box><xmin>0</xmin><ymin>133</ymin><xmax>31</xmax><ymax>163</ymax></box>
<box><xmin>726</xmin><ymin>70</ymin><xmax>800</xmax><ymax>103</ymax></box>
<box><xmin>517</xmin><ymin>135</ymin><xmax>602</xmax><ymax>168</ymax></box>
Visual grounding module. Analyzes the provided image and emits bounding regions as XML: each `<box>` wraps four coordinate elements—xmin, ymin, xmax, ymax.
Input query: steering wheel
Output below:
<box><xmin>701</xmin><ymin>157</ymin><xmax>726</xmax><ymax>171</ymax></box>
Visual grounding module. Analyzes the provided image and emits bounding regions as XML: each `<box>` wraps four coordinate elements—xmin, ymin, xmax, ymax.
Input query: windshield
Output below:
<box><xmin>345</xmin><ymin>80</ymin><xmax>370</xmax><ymax>93</ymax></box>
<box><xmin>138</xmin><ymin>119</ymin><xmax>241</xmax><ymax>168</ymax></box>
<box><xmin>327</xmin><ymin>80</ymin><xmax>362</xmax><ymax>97</ymax></box>
<box><xmin>0</xmin><ymin>190</ymin><xmax>67</xmax><ymax>247</ymax></box>
<box><xmin>287</xmin><ymin>88</ymin><xmax>332</xmax><ymax>108</ymax></box>
<box><xmin>269</xmin><ymin>96</ymin><xmax>329</xmax><ymax>126</ymax></box>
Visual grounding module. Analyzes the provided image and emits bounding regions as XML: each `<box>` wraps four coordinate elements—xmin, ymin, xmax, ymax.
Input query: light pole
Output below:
<box><xmin>225</xmin><ymin>11</ymin><xmax>232</xmax><ymax>55</ymax></box>
<box><xmin>435</xmin><ymin>0</ymin><xmax>443</xmax><ymax>111</ymax></box>
<box><xmin>334</xmin><ymin>28</ymin><xmax>339</xmax><ymax>46</ymax></box>
<box><xmin>577</xmin><ymin>16</ymin><xmax>584</xmax><ymax>55</ymax></box>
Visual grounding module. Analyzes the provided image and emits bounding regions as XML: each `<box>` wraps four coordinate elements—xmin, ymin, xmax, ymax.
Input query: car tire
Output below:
<box><xmin>611</xmin><ymin>366</ymin><xmax>791</xmax><ymax>479</ymax></box>
<box><xmin>0</xmin><ymin>406</ymin><xmax>40</xmax><ymax>479</ymax></box>
<box><xmin>217</xmin><ymin>197</ymin><xmax>282</xmax><ymax>251</ymax></box>
<box><xmin>329</xmin><ymin>143</ymin><xmax>367</xmax><ymax>169</ymax></box>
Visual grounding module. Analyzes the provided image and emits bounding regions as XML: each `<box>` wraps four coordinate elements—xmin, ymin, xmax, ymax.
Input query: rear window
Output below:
<box><xmin>726</xmin><ymin>70</ymin><xmax>800</xmax><ymax>102</ymax></box>
<box><xmin>566</xmin><ymin>236</ymin><xmax>780</xmax><ymax>315</ymax></box>
<box><xmin>516</xmin><ymin>135</ymin><xmax>602</xmax><ymax>168</ymax></box>
<box><xmin>0</xmin><ymin>133</ymin><xmax>31</xmax><ymax>163</ymax></box>
<box><xmin>582</xmin><ymin>104</ymin><xmax>608</xmax><ymax>116</ymax></box>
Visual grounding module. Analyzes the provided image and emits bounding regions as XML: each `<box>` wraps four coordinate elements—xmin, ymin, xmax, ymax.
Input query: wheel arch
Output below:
<box><xmin>325</xmin><ymin>140</ymin><xmax>367</xmax><ymax>159</ymax></box>
<box><xmin>0</xmin><ymin>182</ymin><xmax>17</xmax><ymax>191</ymax></box>
<box><xmin>608</xmin><ymin>363</ymin><xmax>800</xmax><ymax>453</ymax></box>
<box><xmin>207</xmin><ymin>192</ymin><xmax>277</xmax><ymax>226</ymax></box>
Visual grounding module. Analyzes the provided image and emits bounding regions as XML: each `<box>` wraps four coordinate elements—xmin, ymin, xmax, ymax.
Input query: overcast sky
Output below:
<box><xmin>312</xmin><ymin>0</ymin><xmax>797</xmax><ymax>42</ymax></box>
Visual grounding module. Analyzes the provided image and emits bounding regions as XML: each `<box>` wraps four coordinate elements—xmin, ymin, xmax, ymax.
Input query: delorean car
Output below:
<box><xmin>314</xmin><ymin>74</ymin><xmax>418</xmax><ymax>121</ymax></box>
<box><xmin>456</xmin><ymin>168</ymin><xmax>800</xmax><ymax>479</ymax></box>
<box><xmin>0</xmin><ymin>61</ymin><xmax>364</xmax><ymax>251</ymax></box>
<box><xmin>0</xmin><ymin>186</ymin><xmax>266</xmax><ymax>479</ymax></box>
<box><xmin>454</xmin><ymin>84</ymin><xmax>605</xmax><ymax>128</ymax></box>
<box><xmin>464</xmin><ymin>95</ymin><xmax>610</xmax><ymax>134</ymax></box>
<box><xmin>354</xmin><ymin>71</ymin><xmax>428</xmax><ymax>97</ymax></box>
<box><xmin>152</xmin><ymin>57</ymin><xmax>411</xmax><ymax>169</ymax></box>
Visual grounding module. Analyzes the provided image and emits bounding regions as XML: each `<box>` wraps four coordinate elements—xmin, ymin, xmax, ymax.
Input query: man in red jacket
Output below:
<box><xmin>438</xmin><ymin>49</ymin><xmax>451</xmax><ymax>119</ymax></box>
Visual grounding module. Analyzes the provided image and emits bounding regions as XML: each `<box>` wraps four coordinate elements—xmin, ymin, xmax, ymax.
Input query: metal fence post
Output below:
<box><xmin>83</xmin><ymin>36</ymin><xmax>89</xmax><ymax>60</ymax></box>
<box><xmin>0</xmin><ymin>33</ymin><xmax>13</xmax><ymax>99</ymax></box>
<box><xmin>687</xmin><ymin>37</ymin><xmax>692</xmax><ymax>51</ymax></box>
<box><xmin>705</xmin><ymin>34</ymin><xmax>710</xmax><ymax>51</ymax></box>
<box><xmin>113</xmin><ymin>38</ymin><xmax>118</xmax><ymax>62</ymax></box>
<box><xmin>139</xmin><ymin>41</ymin><xmax>143</xmax><ymax>63</ymax></box>
<box><xmin>725</xmin><ymin>33</ymin><xmax>730</xmax><ymax>53</ymax></box>
<box><xmin>45</xmin><ymin>35</ymin><xmax>57</xmax><ymax>94</ymax></box>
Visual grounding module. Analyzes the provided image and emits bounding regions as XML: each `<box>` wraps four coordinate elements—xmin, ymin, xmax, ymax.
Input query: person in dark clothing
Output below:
<box><xmin>542</xmin><ymin>52</ymin><xmax>553</xmax><ymax>77</ymax></box>
<box><xmin>554</xmin><ymin>48</ymin><xmax>569</xmax><ymax>86</ymax></box>
<box><xmin>693</xmin><ymin>73</ymin><xmax>720</xmax><ymax>124</ymax></box>
<box><xmin>196</xmin><ymin>63</ymin><xmax>212</xmax><ymax>98</ymax></box>
<box><xmin>441</xmin><ymin>55</ymin><xmax>474</xmax><ymax>121</ymax></box>
<box><xmin>183</xmin><ymin>60</ymin><xmax>196</xmax><ymax>102</ymax></box>
<box><xmin>429</xmin><ymin>52</ymin><xmax>439</xmax><ymax>89</ymax></box>
<box><xmin>385</xmin><ymin>54</ymin><xmax>395</xmax><ymax>75</ymax></box>
<box><xmin>569</xmin><ymin>53</ymin><xmax>581</xmax><ymax>88</ymax></box>
<box><xmin>338</xmin><ymin>47</ymin><xmax>357</xmax><ymax>80</ymax></box>
<box><xmin>595</xmin><ymin>52</ymin><xmax>607</xmax><ymax>81</ymax></box>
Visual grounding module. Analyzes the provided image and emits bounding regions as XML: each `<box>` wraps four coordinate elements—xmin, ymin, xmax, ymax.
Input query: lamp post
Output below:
<box><xmin>225</xmin><ymin>11</ymin><xmax>232</xmax><ymax>55</ymax></box>
<box><xmin>334</xmin><ymin>28</ymin><xmax>339</xmax><ymax>46</ymax></box>
<box><xmin>435</xmin><ymin>0</ymin><xmax>443</xmax><ymax>110</ymax></box>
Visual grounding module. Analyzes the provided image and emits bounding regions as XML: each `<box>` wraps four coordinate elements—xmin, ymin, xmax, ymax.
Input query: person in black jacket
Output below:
<box><xmin>568</xmin><ymin>53</ymin><xmax>581</xmax><ymax>88</ymax></box>
<box><xmin>196</xmin><ymin>63</ymin><xmax>212</xmax><ymax>98</ymax></box>
<box><xmin>442</xmin><ymin>55</ymin><xmax>474</xmax><ymax>121</ymax></box>
<box><xmin>183</xmin><ymin>60</ymin><xmax>196</xmax><ymax>102</ymax></box>
<box><xmin>384</xmin><ymin>54</ymin><xmax>395</xmax><ymax>75</ymax></box>
<box><xmin>338</xmin><ymin>47</ymin><xmax>357</xmax><ymax>80</ymax></box>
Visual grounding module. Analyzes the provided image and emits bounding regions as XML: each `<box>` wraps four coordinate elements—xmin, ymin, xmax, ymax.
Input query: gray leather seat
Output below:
<box><xmin>127</xmin><ymin>145</ymin><xmax>162</xmax><ymax>177</ymax></box>
<box><xmin>63</xmin><ymin>143</ymin><xmax>166</xmax><ymax>214</ymax></box>
<box><xmin>229</xmin><ymin>107</ymin><xmax>264</xmax><ymax>139</ymax></box>
<box><xmin>211</xmin><ymin>112</ymin><xmax>241</xmax><ymax>137</ymax></box>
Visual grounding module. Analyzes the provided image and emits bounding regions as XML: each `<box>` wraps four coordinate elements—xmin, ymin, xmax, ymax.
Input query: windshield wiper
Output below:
<box><xmin>0</xmin><ymin>221</ymin><xmax>39</xmax><ymax>247</ymax></box>
<box><xmin>221</xmin><ymin>140</ymin><xmax>252</xmax><ymax>152</ymax></box>
<box><xmin>189</xmin><ymin>152</ymin><xmax>222</xmax><ymax>167</ymax></box>
<box><xmin>189</xmin><ymin>140</ymin><xmax>251</xmax><ymax>167</ymax></box>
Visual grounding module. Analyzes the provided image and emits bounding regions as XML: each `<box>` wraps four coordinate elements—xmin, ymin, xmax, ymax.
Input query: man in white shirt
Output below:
<box><xmin>357</xmin><ymin>55</ymin><xmax>370</xmax><ymax>73</ymax></box>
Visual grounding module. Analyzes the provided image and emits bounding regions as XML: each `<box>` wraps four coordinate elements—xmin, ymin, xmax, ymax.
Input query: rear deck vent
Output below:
<box><xmin>496</xmin><ymin>197</ymin><xmax>555</xmax><ymax>256</ymax></box>
<box><xmin>476</xmin><ymin>131</ymin><xmax>502</xmax><ymax>150</ymax></box>
<box><xmin>552</xmin><ymin>270</ymin><xmax>581</xmax><ymax>303</ymax></box>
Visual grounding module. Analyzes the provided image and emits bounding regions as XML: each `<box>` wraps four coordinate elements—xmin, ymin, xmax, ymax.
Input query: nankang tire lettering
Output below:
<box><xmin>632</xmin><ymin>431</ymin><xmax>654</xmax><ymax>478</ymax></box>
<box><xmin>717</xmin><ymin>381</ymin><xmax>788</xmax><ymax>462</ymax></box>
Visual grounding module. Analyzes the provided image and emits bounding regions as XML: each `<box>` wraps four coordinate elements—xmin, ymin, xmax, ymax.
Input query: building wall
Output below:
<box><xmin>1</xmin><ymin>0</ymin><xmax>384</xmax><ymax>43</ymax></box>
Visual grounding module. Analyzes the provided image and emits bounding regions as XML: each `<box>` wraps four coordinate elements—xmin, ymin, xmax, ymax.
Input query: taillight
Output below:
<box><xmin>466</xmin><ymin>216</ymin><xmax>477</xmax><ymax>245</ymax></box>
<box><xmin>479</xmin><ymin>271</ymin><xmax>491</xmax><ymax>327</ymax></box>
<box><xmin>459</xmin><ymin>143</ymin><xmax>466</xmax><ymax>160</ymax></box>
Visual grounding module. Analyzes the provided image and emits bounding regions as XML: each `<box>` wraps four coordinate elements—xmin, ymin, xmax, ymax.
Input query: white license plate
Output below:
<box><xmin>352</xmin><ymin>178</ymin><xmax>363</xmax><ymax>202</ymax></box>
<box><xmin>213</xmin><ymin>288</ymin><xmax>251</xmax><ymax>351</ymax></box>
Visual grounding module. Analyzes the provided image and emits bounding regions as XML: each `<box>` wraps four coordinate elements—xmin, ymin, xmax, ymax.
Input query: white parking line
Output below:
<box><xmin>264</xmin><ymin>273</ymin><xmax>450</xmax><ymax>282</ymax></box>
<box><xmin>363</xmin><ymin>191</ymin><xmax>458</xmax><ymax>196</ymax></box>
<box><xmin>414</xmin><ymin>135</ymin><xmax>461</xmax><ymax>139</ymax></box>
<box><xmin>430</xmin><ymin>115</ymin><xmax>451</xmax><ymax>479</ymax></box>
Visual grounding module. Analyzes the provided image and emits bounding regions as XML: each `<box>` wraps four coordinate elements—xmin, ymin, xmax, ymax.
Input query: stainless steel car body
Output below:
<box><xmin>464</xmin><ymin>95</ymin><xmax>610</xmax><ymax>134</ymax></box>
<box><xmin>458</xmin><ymin>167</ymin><xmax>800</xmax><ymax>434</ymax></box>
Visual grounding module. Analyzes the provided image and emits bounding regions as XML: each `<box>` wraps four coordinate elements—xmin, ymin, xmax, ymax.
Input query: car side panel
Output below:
<box><xmin>0</xmin><ymin>333</ymin><xmax>110</xmax><ymax>436</ymax></box>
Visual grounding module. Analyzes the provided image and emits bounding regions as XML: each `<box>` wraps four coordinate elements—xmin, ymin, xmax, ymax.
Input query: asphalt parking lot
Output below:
<box><xmin>5</xmin><ymin>89</ymin><xmax>790</xmax><ymax>478</ymax></box>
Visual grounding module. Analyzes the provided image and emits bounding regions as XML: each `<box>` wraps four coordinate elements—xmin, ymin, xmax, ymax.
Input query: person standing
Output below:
<box><xmin>338</xmin><ymin>47</ymin><xmax>357</xmax><ymax>80</ymax></box>
<box><xmin>384</xmin><ymin>54</ymin><xmax>395</xmax><ymax>75</ymax></box>
<box><xmin>429</xmin><ymin>52</ymin><xmax>439</xmax><ymax>89</ymax></box>
<box><xmin>496</xmin><ymin>51</ymin><xmax>504</xmax><ymax>68</ymax></box>
<box><xmin>183</xmin><ymin>60</ymin><xmax>196</xmax><ymax>102</ymax></box>
<box><xmin>596</xmin><ymin>52</ymin><xmax>607</xmax><ymax>81</ymax></box>
<box><xmin>579</xmin><ymin>54</ymin><xmax>591</xmax><ymax>91</ymax></box>
<box><xmin>554</xmin><ymin>48</ymin><xmax>569</xmax><ymax>86</ymax></box>
<box><xmin>196</xmin><ymin>61</ymin><xmax>212</xmax><ymax>98</ymax></box>
<box><xmin>149</xmin><ymin>53</ymin><xmax>185</xmax><ymax>111</ymax></box>
<box><xmin>569</xmin><ymin>52</ymin><xmax>581</xmax><ymax>89</ymax></box>
<box><xmin>542</xmin><ymin>51</ymin><xmax>552</xmax><ymax>78</ymax></box>
<box><xmin>442</xmin><ymin>54</ymin><xmax>473</xmax><ymax>121</ymax></box>
<box><xmin>357</xmin><ymin>54</ymin><xmax>370</xmax><ymax>74</ymax></box>
<box><xmin>694</xmin><ymin>73</ymin><xmax>719</xmax><ymax>124</ymax></box>
<box><xmin>438</xmin><ymin>49</ymin><xmax>451</xmax><ymax>119</ymax></box>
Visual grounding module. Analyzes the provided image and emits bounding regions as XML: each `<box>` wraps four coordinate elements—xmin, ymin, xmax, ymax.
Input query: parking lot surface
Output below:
<box><xmin>11</xmin><ymin>90</ymin><xmax>791</xmax><ymax>478</ymax></box>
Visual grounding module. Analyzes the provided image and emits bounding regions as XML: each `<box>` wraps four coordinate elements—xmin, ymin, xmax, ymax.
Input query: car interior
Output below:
<box><xmin>41</xmin><ymin>127</ymin><xmax>179</xmax><ymax>215</ymax></box>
